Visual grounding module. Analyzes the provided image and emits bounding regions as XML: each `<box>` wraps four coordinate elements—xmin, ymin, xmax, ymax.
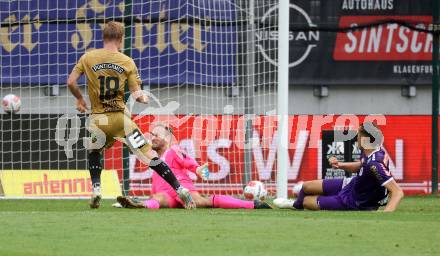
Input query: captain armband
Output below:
<box><xmin>126</xmin><ymin>128</ymin><xmax>148</xmax><ymax>149</ymax></box>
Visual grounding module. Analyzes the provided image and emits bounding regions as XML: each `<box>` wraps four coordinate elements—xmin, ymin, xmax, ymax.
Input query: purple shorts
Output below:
<box><xmin>317</xmin><ymin>178</ymin><xmax>350</xmax><ymax>211</ymax></box>
<box><xmin>322</xmin><ymin>179</ymin><xmax>344</xmax><ymax>195</ymax></box>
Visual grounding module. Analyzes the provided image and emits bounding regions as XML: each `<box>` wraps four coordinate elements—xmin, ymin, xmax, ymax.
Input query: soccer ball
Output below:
<box><xmin>244</xmin><ymin>181</ymin><xmax>267</xmax><ymax>201</ymax></box>
<box><xmin>2</xmin><ymin>94</ymin><xmax>21</xmax><ymax>113</ymax></box>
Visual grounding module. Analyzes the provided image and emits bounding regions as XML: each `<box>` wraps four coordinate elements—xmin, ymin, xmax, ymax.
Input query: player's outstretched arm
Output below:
<box><xmin>67</xmin><ymin>70</ymin><xmax>88</xmax><ymax>113</ymax></box>
<box><xmin>328</xmin><ymin>156</ymin><xmax>361</xmax><ymax>172</ymax></box>
<box><xmin>383</xmin><ymin>179</ymin><xmax>404</xmax><ymax>212</ymax></box>
<box><xmin>128</xmin><ymin>82</ymin><xmax>149</xmax><ymax>104</ymax></box>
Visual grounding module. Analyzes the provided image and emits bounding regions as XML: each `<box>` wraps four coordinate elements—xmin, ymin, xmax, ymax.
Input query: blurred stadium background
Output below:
<box><xmin>0</xmin><ymin>0</ymin><xmax>439</xmax><ymax>198</ymax></box>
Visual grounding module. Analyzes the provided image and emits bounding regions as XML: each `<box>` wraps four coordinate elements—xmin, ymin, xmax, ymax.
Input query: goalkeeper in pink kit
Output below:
<box><xmin>117</xmin><ymin>124</ymin><xmax>271</xmax><ymax>209</ymax></box>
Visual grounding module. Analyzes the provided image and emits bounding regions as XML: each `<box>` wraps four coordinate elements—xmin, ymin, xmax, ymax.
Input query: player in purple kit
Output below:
<box><xmin>274</xmin><ymin>122</ymin><xmax>404</xmax><ymax>212</ymax></box>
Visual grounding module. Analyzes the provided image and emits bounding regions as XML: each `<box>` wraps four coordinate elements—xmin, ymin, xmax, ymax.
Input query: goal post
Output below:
<box><xmin>276</xmin><ymin>0</ymin><xmax>290</xmax><ymax>199</ymax></box>
<box><xmin>122</xmin><ymin>0</ymin><xmax>133</xmax><ymax>197</ymax></box>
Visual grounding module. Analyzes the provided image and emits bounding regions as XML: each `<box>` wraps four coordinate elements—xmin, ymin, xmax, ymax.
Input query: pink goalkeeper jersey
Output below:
<box><xmin>151</xmin><ymin>145</ymin><xmax>200</xmax><ymax>196</ymax></box>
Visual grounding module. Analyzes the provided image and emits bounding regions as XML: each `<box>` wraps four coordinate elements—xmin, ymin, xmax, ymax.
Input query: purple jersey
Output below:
<box><xmin>340</xmin><ymin>148</ymin><xmax>393</xmax><ymax>210</ymax></box>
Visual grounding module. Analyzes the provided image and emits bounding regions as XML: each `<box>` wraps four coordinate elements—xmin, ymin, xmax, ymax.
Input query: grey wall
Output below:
<box><xmin>288</xmin><ymin>84</ymin><xmax>432</xmax><ymax>115</ymax></box>
<box><xmin>0</xmin><ymin>84</ymin><xmax>433</xmax><ymax>115</ymax></box>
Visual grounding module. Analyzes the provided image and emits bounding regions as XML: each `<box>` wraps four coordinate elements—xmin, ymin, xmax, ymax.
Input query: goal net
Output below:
<box><xmin>0</xmin><ymin>0</ymin><xmax>281</xmax><ymax>198</ymax></box>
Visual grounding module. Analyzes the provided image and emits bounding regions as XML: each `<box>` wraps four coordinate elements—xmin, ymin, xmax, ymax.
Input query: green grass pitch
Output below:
<box><xmin>0</xmin><ymin>196</ymin><xmax>438</xmax><ymax>256</ymax></box>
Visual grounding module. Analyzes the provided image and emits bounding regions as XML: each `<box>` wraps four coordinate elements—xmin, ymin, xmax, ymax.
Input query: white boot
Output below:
<box><xmin>273</xmin><ymin>198</ymin><xmax>295</xmax><ymax>209</ymax></box>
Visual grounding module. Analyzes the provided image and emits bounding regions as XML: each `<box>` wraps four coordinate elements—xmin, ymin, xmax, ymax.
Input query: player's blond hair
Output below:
<box><xmin>103</xmin><ymin>21</ymin><xmax>124</xmax><ymax>42</ymax></box>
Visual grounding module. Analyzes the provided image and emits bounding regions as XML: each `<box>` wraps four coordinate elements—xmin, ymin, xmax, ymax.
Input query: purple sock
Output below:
<box><xmin>293</xmin><ymin>188</ymin><xmax>305</xmax><ymax>209</ymax></box>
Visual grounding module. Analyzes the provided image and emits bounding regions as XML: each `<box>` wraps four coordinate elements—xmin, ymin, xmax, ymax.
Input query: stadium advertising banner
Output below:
<box><xmin>0</xmin><ymin>0</ymin><xmax>236</xmax><ymax>86</ymax></box>
<box><xmin>256</xmin><ymin>0</ymin><xmax>436</xmax><ymax>85</ymax></box>
<box><xmin>2</xmin><ymin>0</ymin><xmax>437</xmax><ymax>86</ymax></box>
<box><xmin>0</xmin><ymin>114</ymin><xmax>436</xmax><ymax>195</ymax></box>
<box><xmin>0</xmin><ymin>0</ymin><xmax>236</xmax><ymax>21</ymax></box>
<box><xmin>103</xmin><ymin>114</ymin><xmax>436</xmax><ymax>195</ymax></box>
<box><xmin>321</xmin><ymin>130</ymin><xmax>360</xmax><ymax>179</ymax></box>
<box><xmin>0</xmin><ymin>170</ymin><xmax>121</xmax><ymax>198</ymax></box>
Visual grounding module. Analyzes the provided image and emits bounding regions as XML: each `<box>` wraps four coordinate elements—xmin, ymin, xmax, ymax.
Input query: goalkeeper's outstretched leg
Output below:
<box><xmin>117</xmin><ymin>192</ymin><xmax>271</xmax><ymax>210</ymax></box>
